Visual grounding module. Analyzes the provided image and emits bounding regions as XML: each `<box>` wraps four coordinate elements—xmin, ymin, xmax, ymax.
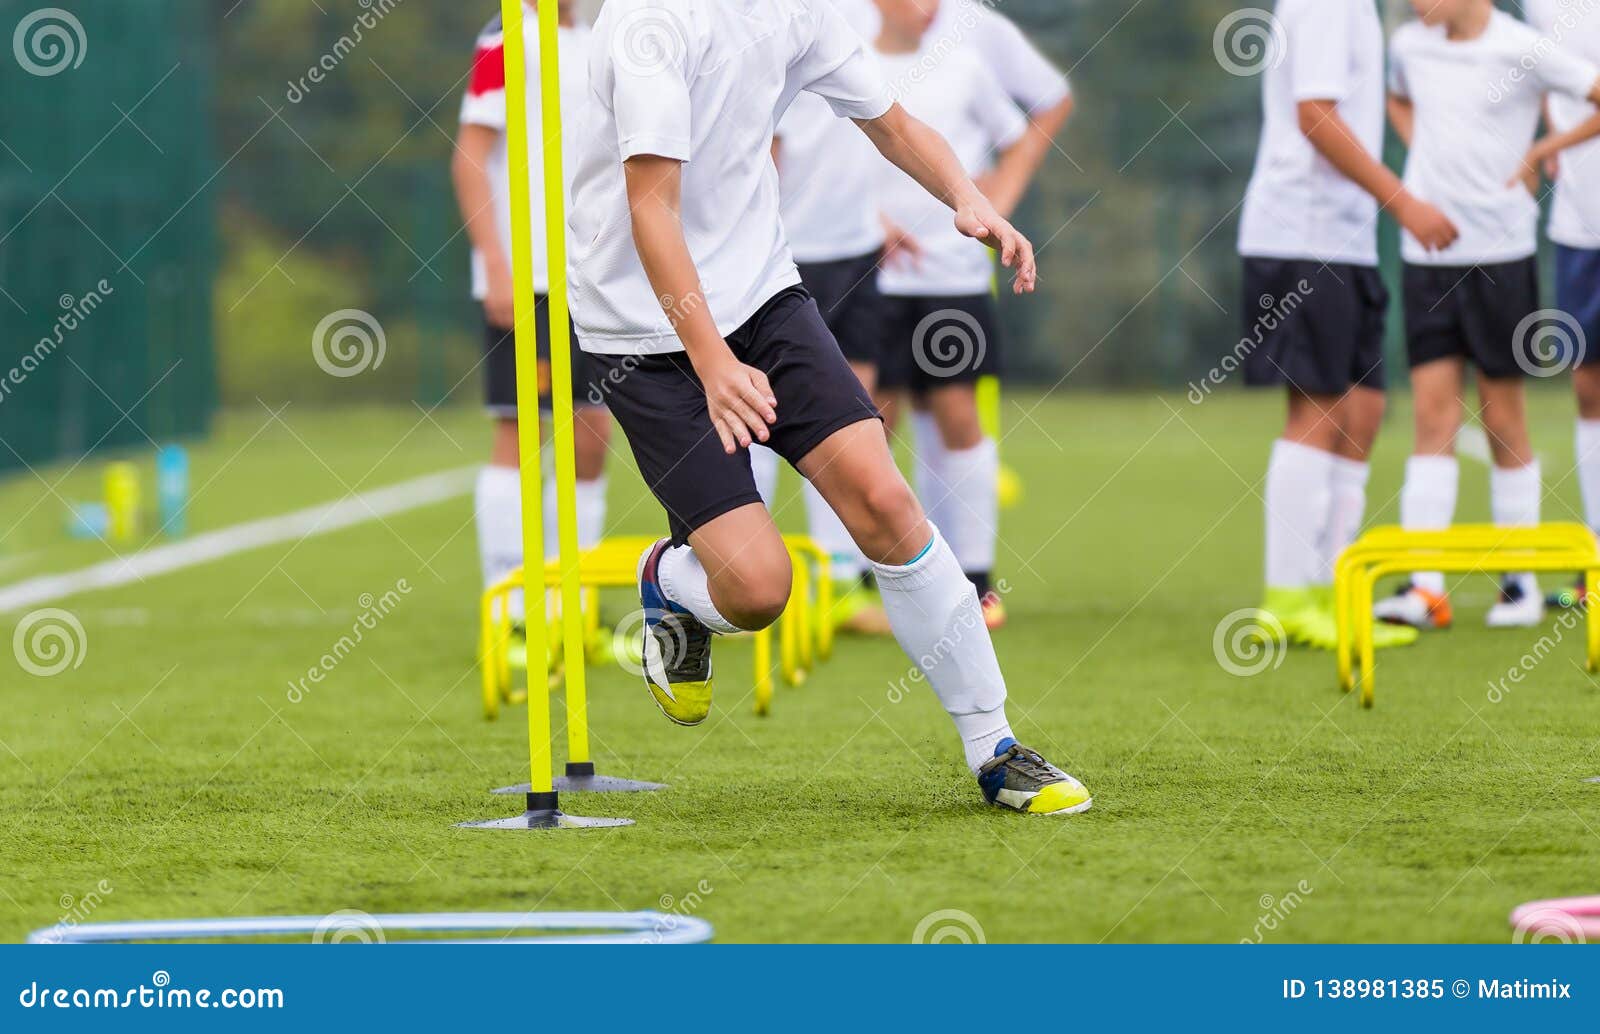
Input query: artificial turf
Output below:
<box><xmin>3</xmin><ymin>388</ymin><xmax>1598</xmax><ymax>943</ymax></box>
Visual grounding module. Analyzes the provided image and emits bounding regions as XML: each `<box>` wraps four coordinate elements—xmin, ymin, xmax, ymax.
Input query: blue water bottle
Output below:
<box><xmin>157</xmin><ymin>445</ymin><xmax>189</xmax><ymax>537</ymax></box>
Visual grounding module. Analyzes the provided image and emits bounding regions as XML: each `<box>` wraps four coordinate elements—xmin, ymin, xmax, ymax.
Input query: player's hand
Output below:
<box><xmin>483</xmin><ymin>260</ymin><xmax>516</xmax><ymax>329</ymax></box>
<box><xmin>701</xmin><ymin>358</ymin><xmax>777</xmax><ymax>455</ymax></box>
<box><xmin>955</xmin><ymin>198</ymin><xmax>1037</xmax><ymax>294</ymax></box>
<box><xmin>881</xmin><ymin>217</ymin><xmax>924</xmax><ymax>270</ymax></box>
<box><xmin>1508</xmin><ymin>143</ymin><xmax>1550</xmax><ymax>197</ymax></box>
<box><xmin>1395</xmin><ymin>194</ymin><xmax>1459</xmax><ymax>254</ymax></box>
<box><xmin>1544</xmin><ymin>151</ymin><xmax>1561</xmax><ymax>182</ymax></box>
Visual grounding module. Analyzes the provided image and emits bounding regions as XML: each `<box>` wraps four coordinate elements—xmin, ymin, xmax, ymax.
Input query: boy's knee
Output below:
<box><xmin>720</xmin><ymin>552</ymin><xmax>792</xmax><ymax>630</ymax></box>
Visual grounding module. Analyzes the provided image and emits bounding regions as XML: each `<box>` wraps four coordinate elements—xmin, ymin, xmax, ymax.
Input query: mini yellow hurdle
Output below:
<box><xmin>1334</xmin><ymin>522</ymin><xmax>1600</xmax><ymax>707</ymax></box>
<box><xmin>481</xmin><ymin>534</ymin><xmax>835</xmax><ymax>723</ymax></box>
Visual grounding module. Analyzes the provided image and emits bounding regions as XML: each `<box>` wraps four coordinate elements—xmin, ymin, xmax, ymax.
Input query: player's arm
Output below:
<box><xmin>977</xmin><ymin>94</ymin><xmax>1073</xmax><ymax>218</ymax></box>
<box><xmin>854</xmin><ymin>103</ymin><xmax>1037</xmax><ymax>294</ymax></box>
<box><xmin>1514</xmin><ymin>80</ymin><xmax>1600</xmax><ymax>189</ymax></box>
<box><xmin>623</xmin><ymin>154</ymin><xmax>777</xmax><ymax>455</ymax></box>
<box><xmin>1300</xmin><ymin>98</ymin><xmax>1455</xmax><ymax>252</ymax></box>
<box><xmin>451</xmin><ymin>124</ymin><xmax>515</xmax><ymax>327</ymax></box>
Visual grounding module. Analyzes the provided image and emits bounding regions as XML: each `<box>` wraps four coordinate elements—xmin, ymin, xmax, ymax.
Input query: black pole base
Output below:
<box><xmin>457</xmin><ymin>790</ymin><xmax>633</xmax><ymax>831</ymax></box>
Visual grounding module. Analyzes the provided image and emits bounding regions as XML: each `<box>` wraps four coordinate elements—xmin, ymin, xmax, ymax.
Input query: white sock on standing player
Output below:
<box><xmin>1577</xmin><ymin>420</ymin><xmax>1600</xmax><ymax>535</ymax></box>
<box><xmin>911</xmin><ymin>410</ymin><xmax>950</xmax><ymax>532</ymax></box>
<box><xmin>750</xmin><ymin>444</ymin><xmax>780</xmax><ymax>510</ymax></box>
<box><xmin>802</xmin><ymin>479</ymin><xmax>866</xmax><ymax>581</ymax></box>
<box><xmin>541</xmin><ymin>476</ymin><xmax>607</xmax><ymax>556</ymax></box>
<box><xmin>940</xmin><ymin>438</ymin><xmax>999</xmax><ymax>580</ymax></box>
<box><xmin>657</xmin><ymin>544</ymin><xmax>742</xmax><ymax>634</ymax></box>
<box><xmin>1491</xmin><ymin>460</ymin><xmax>1542</xmax><ymax>597</ymax></box>
<box><xmin>476</xmin><ymin>465</ymin><xmax>525</xmax><ymax>622</ymax></box>
<box><xmin>1263</xmin><ymin>439</ymin><xmax>1333</xmax><ymax>593</ymax></box>
<box><xmin>1400</xmin><ymin>454</ymin><xmax>1459</xmax><ymax>596</ymax></box>
<box><xmin>873</xmin><ymin>526</ymin><xmax>1013</xmax><ymax>775</ymax></box>
<box><xmin>1322</xmin><ymin>457</ymin><xmax>1370</xmax><ymax>584</ymax></box>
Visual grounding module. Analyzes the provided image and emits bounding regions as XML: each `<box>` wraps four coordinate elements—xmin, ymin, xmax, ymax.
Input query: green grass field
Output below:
<box><xmin>3</xmin><ymin>388</ymin><xmax>1599</xmax><ymax>943</ymax></box>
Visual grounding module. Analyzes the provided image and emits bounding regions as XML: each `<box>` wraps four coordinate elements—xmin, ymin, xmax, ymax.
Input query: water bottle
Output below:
<box><xmin>157</xmin><ymin>445</ymin><xmax>189</xmax><ymax>537</ymax></box>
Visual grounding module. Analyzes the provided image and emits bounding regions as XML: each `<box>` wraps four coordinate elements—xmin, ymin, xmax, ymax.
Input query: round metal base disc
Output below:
<box><xmin>458</xmin><ymin>808</ymin><xmax>634</xmax><ymax>830</ymax></box>
<box><xmin>493</xmin><ymin>774</ymin><xmax>666</xmax><ymax>795</ymax></box>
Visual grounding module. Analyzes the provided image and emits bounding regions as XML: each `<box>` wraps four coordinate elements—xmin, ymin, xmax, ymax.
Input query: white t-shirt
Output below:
<box><xmin>1525</xmin><ymin>0</ymin><xmax>1600</xmax><ymax>249</ymax></box>
<box><xmin>1237</xmin><ymin>0</ymin><xmax>1386</xmax><ymax>267</ymax></box>
<box><xmin>874</xmin><ymin>47</ymin><xmax>1028</xmax><ymax>297</ymax></box>
<box><xmin>1390</xmin><ymin>10</ymin><xmax>1599</xmax><ymax>265</ymax></box>
<box><xmin>458</xmin><ymin>10</ymin><xmax>591</xmax><ymax>297</ymax></box>
<box><xmin>568</xmin><ymin>0</ymin><xmax>893</xmax><ymax>355</ymax></box>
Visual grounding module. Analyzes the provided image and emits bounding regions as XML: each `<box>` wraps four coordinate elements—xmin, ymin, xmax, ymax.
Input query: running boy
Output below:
<box><xmin>568</xmin><ymin>0</ymin><xmax>1090</xmax><ymax>815</ymax></box>
<box><xmin>1376</xmin><ymin>0</ymin><xmax>1600</xmax><ymax>631</ymax></box>
<box><xmin>452</xmin><ymin>1</ymin><xmax>610</xmax><ymax>631</ymax></box>
<box><xmin>1238</xmin><ymin>0</ymin><xmax>1456</xmax><ymax>651</ymax></box>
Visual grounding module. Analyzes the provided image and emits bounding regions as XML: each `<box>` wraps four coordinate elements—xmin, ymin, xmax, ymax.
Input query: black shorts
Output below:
<box><xmin>483</xmin><ymin>293</ymin><xmax>604</xmax><ymax>416</ymax></box>
<box><xmin>1403</xmin><ymin>257</ymin><xmax>1541</xmax><ymax>379</ymax></box>
<box><xmin>797</xmin><ymin>250</ymin><xmax>887</xmax><ymax>364</ymax></box>
<box><xmin>876</xmin><ymin>293</ymin><xmax>1002</xmax><ymax>392</ymax></box>
<box><xmin>589</xmin><ymin>286</ymin><xmax>879</xmax><ymax>545</ymax></box>
<box><xmin>1240</xmin><ymin>258</ymin><xmax>1388</xmax><ymax>394</ymax></box>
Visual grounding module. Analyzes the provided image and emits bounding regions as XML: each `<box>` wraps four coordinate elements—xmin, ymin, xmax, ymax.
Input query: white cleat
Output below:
<box><xmin>1486</xmin><ymin>579</ymin><xmax>1545</xmax><ymax>629</ymax></box>
<box><xmin>1374</xmin><ymin>584</ymin><xmax>1452</xmax><ymax>630</ymax></box>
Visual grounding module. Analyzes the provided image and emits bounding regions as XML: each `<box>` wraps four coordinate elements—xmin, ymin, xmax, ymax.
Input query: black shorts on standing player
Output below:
<box><xmin>1240</xmin><ymin>258</ymin><xmax>1389</xmax><ymax>395</ymax></box>
<box><xmin>796</xmin><ymin>249</ymin><xmax>889</xmax><ymax>365</ymax></box>
<box><xmin>589</xmin><ymin>286</ymin><xmax>879</xmax><ymax>546</ymax></box>
<box><xmin>876</xmin><ymin>293</ymin><xmax>1003</xmax><ymax>392</ymax></box>
<box><xmin>482</xmin><ymin>293</ymin><xmax>606</xmax><ymax>417</ymax></box>
<box><xmin>1403</xmin><ymin>257</ymin><xmax>1541</xmax><ymax>379</ymax></box>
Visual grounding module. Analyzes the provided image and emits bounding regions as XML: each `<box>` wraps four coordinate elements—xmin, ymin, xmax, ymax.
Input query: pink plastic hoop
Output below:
<box><xmin>1509</xmin><ymin>896</ymin><xmax>1600</xmax><ymax>943</ymax></box>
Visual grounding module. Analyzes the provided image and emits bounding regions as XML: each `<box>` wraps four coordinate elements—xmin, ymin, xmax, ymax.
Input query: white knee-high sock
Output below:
<box><xmin>1264</xmin><ymin>439</ymin><xmax>1334</xmax><ymax>592</ymax></box>
<box><xmin>911</xmin><ymin>411</ymin><xmax>949</xmax><ymax>532</ymax></box>
<box><xmin>873</xmin><ymin>526</ymin><xmax>1013</xmax><ymax>774</ymax></box>
<box><xmin>1491</xmin><ymin>460</ymin><xmax>1542</xmax><ymax>596</ymax></box>
<box><xmin>802</xmin><ymin>480</ymin><xmax>866</xmax><ymax>581</ymax></box>
<box><xmin>749</xmin><ymin>444</ymin><xmax>780</xmax><ymax>510</ymax></box>
<box><xmin>575</xmin><ymin>476</ymin><xmax>607</xmax><ymax>550</ymax></box>
<box><xmin>477</xmin><ymin>465</ymin><xmax>524</xmax><ymax>621</ymax></box>
<box><xmin>658</xmin><ymin>544</ymin><xmax>741</xmax><ymax>634</ymax></box>
<box><xmin>1577</xmin><ymin>420</ymin><xmax>1600</xmax><ymax>534</ymax></box>
<box><xmin>1401</xmin><ymin>454</ymin><xmax>1459</xmax><ymax>595</ymax></box>
<box><xmin>1322</xmin><ymin>457</ymin><xmax>1371</xmax><ymax>584</ymax></box>
<box><xmin>941</xmin><ymin>438</ymin><xmax>999</xmax><ymax>577</ymax></box>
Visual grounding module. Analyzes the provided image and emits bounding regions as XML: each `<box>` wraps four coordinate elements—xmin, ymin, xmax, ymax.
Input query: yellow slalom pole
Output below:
<box><xmin>500</xmin><ymin>0</ymin><xmax>552</xmax><ymax>799</ymax></box>
<box><xmin>533</xmin><ymin>1</ymin><xmax>592</xmax><ymax>772</ymax></box>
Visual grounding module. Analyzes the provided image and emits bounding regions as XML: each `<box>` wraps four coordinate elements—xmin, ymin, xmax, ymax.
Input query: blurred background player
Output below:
<box><xmin>870</xmin><ymin>0</ymin><xmax>1054</xmax><ymax>629</ymax></box>
<box><xmin>1375</xmin><ymin>0</ymin><xmax>1600</xmax><ymax>631</ymax></box>
<box><xmin>1526</xmin><ymin>0</ymin><xmax>1600</xmax><ymax>606</ymax></box>
<box><xmin>1237</xmin><ymin>0</ymin><xmax>1455</xmax><ymax>652</ymax></box>
<box><xmin>452</xmin><ymin>1</ymin><xmax>611</xmax><ymax>642</ymax></box>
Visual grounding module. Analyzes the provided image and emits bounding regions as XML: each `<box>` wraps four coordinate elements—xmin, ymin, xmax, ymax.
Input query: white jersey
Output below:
<box><xmin>1237</xmin><ymin>0</ymin><xmax>1386</xmax><ymax>267</ymax></box>
<box><xmin>568</xmin><ymin>0</ymin><xmax>893</xmax><ymax>355</ymax></box>
<box><xmin>875</xmin><ymin>46</ymin><xmax>1028</xmax><ymax>297</ymax></box>
<box><xmin>1390</xmin><ymin>10</ymin><xmax>1599</xmax><ymax>265</ymax></box>
<box><xmin>1525</xmin><ymin>0</ymin><xmax>1600</xmax><ymax>249</ymax></box>
<box><xmin>458</xmin><ymin>9</ymin><xmax>591</xmax><ymax>297</ymax></box>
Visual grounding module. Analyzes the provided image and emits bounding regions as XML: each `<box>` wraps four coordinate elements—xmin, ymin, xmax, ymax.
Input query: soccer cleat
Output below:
<box><xmin>1291</xmin><ymin>588</ymin><xmax>1418</xmax><ymax>652</ymax></box>
<box><xmin>833</xmin><ymin>582</ymin><xmax>893</xmax><ymax>636</ymax></box>
<box><xmin>981</xmin><ymin>591</ymin><xmax>1007</xmax><ymax>630</ymax></box>
<box><xmin>637</xmin><ymin>539</ymin><xmax>715</xmax><ymax>726</ymax></box>
<box><xmin>978</xmin><ymin>738</ymin><xmax>1092</xmax><ymax>816</ymax></box>
<box><xmin>505</xmin><ymin>623</ymin><xmax>528</xmax><ymax>671</ymax></box>
<box><xmin>1374</xmin><ymin>583</ymin><xmax>1452</xmax><ymax>630</ymax></box>
<box><xmin>1487</xmin><ymin>578</ymin><xmax>1545</xmax><ymax>629</ymax></box>
<box><xmin>1546</xmin><ymin>576</ymin><xmax>1585</xmax><ymax>610</ymax></box>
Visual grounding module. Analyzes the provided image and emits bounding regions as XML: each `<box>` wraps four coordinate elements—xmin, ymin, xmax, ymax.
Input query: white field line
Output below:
<box><xmin>0</xmin><ymin>467</ymin><xmax>478</xmax><ymax>614</ymax></box>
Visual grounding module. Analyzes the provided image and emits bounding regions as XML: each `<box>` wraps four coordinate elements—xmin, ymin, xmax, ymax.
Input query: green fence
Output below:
<box><xmin>0</xmin><ymin>0</ymin><xmax>216</xmax><ymax>475</ymax></box>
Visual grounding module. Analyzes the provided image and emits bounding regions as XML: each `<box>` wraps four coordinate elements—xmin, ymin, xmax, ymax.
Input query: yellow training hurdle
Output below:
<box><xmin>1334</xmin><ymin>523</ymin><xmax>1600</xmax><ymax>708</ymax></box>
<box><xmin>481</xmin><ymin>534</ymin><xmax>836</xmax><ymax>724</ymax></box>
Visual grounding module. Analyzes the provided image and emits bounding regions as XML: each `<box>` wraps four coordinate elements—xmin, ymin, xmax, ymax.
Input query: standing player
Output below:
<box><xmin>1526</xmin><ymin>0</ymin><xmax>1600</xmax><ymax>605</ymax></box>
<box><xmin>870</xmin><ymin>0</ymin><xmax>1045</xmax><ymax>627</ymax></box>
<box><xmin>452</xmin><ymin>1</ymin><xmax>610</xmax><ymax>637</ymax></box>
<box><xmin>1238</xmin><ymin>0</ymin><xmax>1457</xmax><ymax>651</ymax></box>
<box><xmin>1375</xmin><ymin>0</ymin><xmax>1600</xmax><ymax>631</ymax></box>
<box><xmin>568</xmin><ymin>0</ymin><xmax>1090</xmax><ymax>815</ymax></box>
